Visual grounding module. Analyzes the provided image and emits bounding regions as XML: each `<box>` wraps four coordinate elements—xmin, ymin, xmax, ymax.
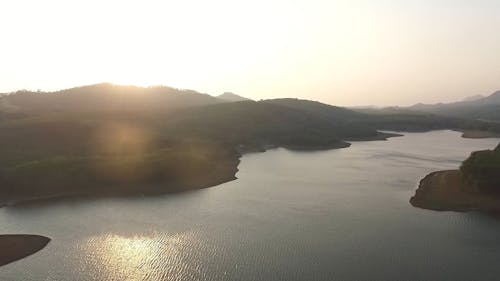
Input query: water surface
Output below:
<box><xmin>1</xmin><ymin>130</ymin><xmax>499</xmax><ymax>281</ymax></box>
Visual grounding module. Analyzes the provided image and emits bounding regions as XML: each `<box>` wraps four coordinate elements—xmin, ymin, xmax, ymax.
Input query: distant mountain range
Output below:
<box><xmin>408</xmin><ymin>90</ymin><xmax>500</xmax><ymax>121</ymax></box>
<box><xmin>354</xmin><ymin>90</ymin><xmax>500</xmax><ymax>122</ymax></box>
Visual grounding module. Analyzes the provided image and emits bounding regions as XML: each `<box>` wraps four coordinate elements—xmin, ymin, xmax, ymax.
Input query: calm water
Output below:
<box><xmin>1</xmin><ymin>130</ymin><xmax>500</xmax><ymax>281</ymax></box>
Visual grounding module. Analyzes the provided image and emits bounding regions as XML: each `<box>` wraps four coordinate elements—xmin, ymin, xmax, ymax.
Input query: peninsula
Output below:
<box><xmin>411</xmin><ymin>143</ymin><xmax>500</xmax><ymax>212</ymax></box>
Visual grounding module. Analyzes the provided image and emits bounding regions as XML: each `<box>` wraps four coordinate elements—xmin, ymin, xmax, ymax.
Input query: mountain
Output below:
<box><xmin>462</xmin><ymin>94</ymin><xmax>485</xmax><ymax>102</ymax></box>
<box><xmin>0</xmin><ymin>83</ymin><xmax>223</xmax><ymax>115</ymax></box>
<box><xmin>2</xmin><ymin>83</ymin><xmax>500</xmax><ymax>205</ymax></box>
<box><xmin>407</xmin><ymin>90</ymin><xmax>500</xmax><ymax>121</ymax></box>
<box><xmin>265</xmin><ymin>98</ymin><xmax>366</xmax><ymax>121</ymax></box>
<box><xmin>0</xmin><ymin>96</ymin><xmax>397</xmax><ymax>205</ymax></box>
<box><xmin>163</xmin><ymin>99</ymin><xmax>392</xmax><ymax>149</ymax></box>
<box><xmin>217</xmin><ymin>92</ymin><xmax>250</xmax><ymax>102</ymax></box>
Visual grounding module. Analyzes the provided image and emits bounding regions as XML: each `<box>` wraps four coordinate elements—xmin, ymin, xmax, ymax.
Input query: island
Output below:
<box><xmin>411</xmin><ymin>143</ymin><xmax>500</xmax><ymax>212</ymax></box>
<box><xmin>0</xmin><ymin>234</ymin><xmax>50</xmax><ymax>267</ymax></box>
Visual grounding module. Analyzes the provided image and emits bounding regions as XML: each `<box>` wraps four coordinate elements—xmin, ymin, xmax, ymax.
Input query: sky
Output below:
<box><xmin>1</xmin><ymin>0</ymin><xmax>499</xmax><ymax>106</ymax></box>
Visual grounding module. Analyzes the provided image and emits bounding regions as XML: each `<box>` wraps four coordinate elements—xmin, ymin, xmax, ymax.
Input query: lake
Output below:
<box><xmin>1</xmin><ymin>130</ymin><xmax>499</xmax><ymax>281</ymax></box>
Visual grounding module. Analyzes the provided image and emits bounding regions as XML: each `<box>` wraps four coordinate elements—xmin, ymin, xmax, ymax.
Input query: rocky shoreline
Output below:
<box><xmin>410</xmin><ymin>170</ymin><xmax>500</xmax><ymax>212</ymax></box>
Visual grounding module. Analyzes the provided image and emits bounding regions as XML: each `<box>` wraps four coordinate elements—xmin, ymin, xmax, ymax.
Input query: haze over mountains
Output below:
<box><xmin>357</xmin><ymin>90</ymin><xmax>500</xmax><ymax>122</ymax></box>
<box><xmin>408</xmin><ymin>91</ymin><xmax>500</xmax><ymax>121</ymax></box>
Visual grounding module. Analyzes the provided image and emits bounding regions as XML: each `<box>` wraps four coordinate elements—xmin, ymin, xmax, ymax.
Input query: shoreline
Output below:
<box><xmin>460</xmin><ymin>130</ymin><xmax>500</xmax><ymax>139</ymax></box>
<box><xmin>0</xmin><ymin>235</ymin><xmax>50</xmax><ymax>267</ymax></box>
<box><xmin>410</xmin><ymin>170</ymin><xmax>500</xmax><ymax>212</ymax></box>
<box><xmin>2</xmin><ymin>129</ymin><xmax>494</xmax><ymax>208</ymax></box>
<box><xmin>1</xmin><ymin>158</ymin><xmax>240</xmax><ymax>208</ymax></box>
<box><xmin>0</xmin><ymin>131</ymin><xmax>404</xmax><ymax>207</ymax></box>
<box><xmin>345</xmin><ymin>132</ymin><xmax>404</xmax><ymax>141</ymax></box>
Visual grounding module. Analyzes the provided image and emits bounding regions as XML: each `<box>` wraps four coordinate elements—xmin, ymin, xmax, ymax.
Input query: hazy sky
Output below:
<box><xmin>1</xmin><ymin>0</ymin><xmax>499</xmax><ymax>106</ymax></box>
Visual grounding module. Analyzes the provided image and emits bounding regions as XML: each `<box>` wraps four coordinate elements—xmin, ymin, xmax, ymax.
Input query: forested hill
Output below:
<box><xmin>0</xmin><ymin>83</ymin><xmax>223</xmax><ymax>114</ymax></box>
<box><xmin>460</xmin><ymin>142</ymin><xmax>500</xmax><ymax>193</ymax></box>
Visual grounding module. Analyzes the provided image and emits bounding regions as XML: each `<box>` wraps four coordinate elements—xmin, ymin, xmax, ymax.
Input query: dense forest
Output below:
<box><xmin>461</xmin><ymin>143</ymin><xmax>500</xmax><ymax>193</ymax></box>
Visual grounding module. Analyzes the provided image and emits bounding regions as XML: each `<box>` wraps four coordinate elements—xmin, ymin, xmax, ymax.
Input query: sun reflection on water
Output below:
<box><xmin>83</xmin><ymin>232</ymin><xmax>200</xmax><ymax>281</ymax></box>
